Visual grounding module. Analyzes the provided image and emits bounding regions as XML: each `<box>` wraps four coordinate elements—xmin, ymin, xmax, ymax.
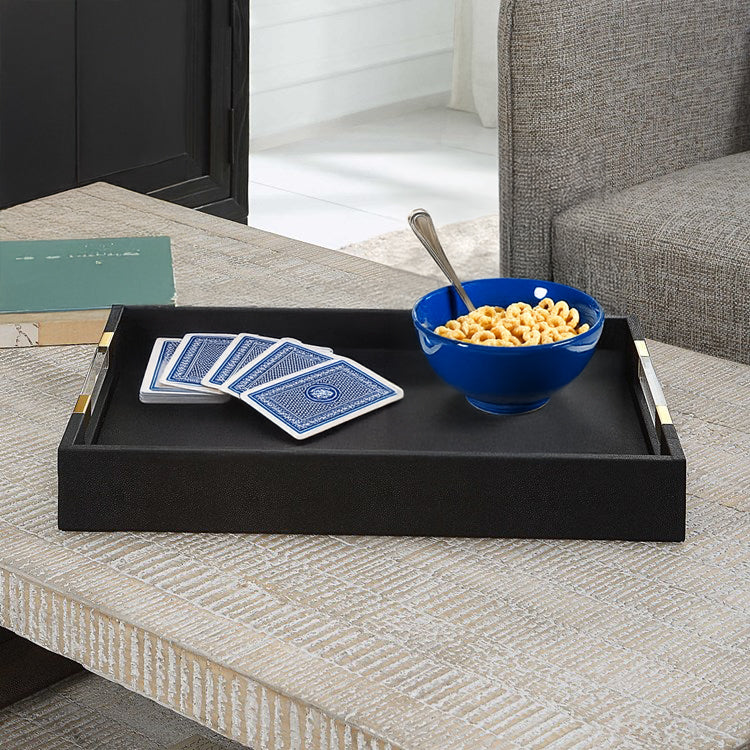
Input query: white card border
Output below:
<box><xmin>218</xmin><ymin>337</ymin><xmax>332</xmax><ymax>397</ymax></box>
<box><xmin>158</xmin><ymin>333</ymin><xmax>235</xmax><ymax>393</ymax></box>
<box><xmin>240</xmin><ymin>357</ymin><xmax>403</xmax><ymax>439</ymax></box>
<box><xmin>200</xmin><ymin>332</ymin><xmax>278</xmax><ymax>390</ymax></box>
<box><xmin>140</xmin><ymin>337</ymin><xmax>229</xmax><ymax>403</ymax></box>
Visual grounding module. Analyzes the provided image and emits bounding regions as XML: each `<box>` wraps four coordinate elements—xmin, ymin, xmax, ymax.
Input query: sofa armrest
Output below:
<box><xmin>551</xmin><ymin>152</ymin><xmax>750</xmax><ymax>363</ymax></box>
<box><xmin>498</xmin><ymin>0</ymin><xmax>750</xmax><ymax>280</ymax></box>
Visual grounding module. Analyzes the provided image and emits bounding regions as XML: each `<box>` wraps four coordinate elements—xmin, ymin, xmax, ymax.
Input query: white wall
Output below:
<box><xmin>250</xmin><ymin>0</ymin><xmax>454</xmax><ymax>145</ymax></box>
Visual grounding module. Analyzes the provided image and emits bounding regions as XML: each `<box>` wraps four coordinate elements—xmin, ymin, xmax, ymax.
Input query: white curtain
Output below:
<box><xmin>449</xmin><ymin>0</ymin><xmax>500</xmax><ymax>128</ymax></box>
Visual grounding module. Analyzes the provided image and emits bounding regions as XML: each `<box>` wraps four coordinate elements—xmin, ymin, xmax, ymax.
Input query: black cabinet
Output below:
<box><xmin>0</xmin><ymin>0</ymin><xmax>248</xmax><ymax>223</ymax></box>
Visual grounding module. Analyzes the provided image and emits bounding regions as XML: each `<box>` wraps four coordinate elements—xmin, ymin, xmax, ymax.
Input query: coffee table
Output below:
<box><xmin>1</xmin><ymin>184</ymin><xmax>749</xmax><ymax>750</ymax></box>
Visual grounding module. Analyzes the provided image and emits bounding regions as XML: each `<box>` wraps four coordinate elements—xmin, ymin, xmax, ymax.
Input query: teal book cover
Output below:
<box><xmin>0</xmin><ymin>236</ymin><xmax>175</xmax><ymax>313</ymax></box>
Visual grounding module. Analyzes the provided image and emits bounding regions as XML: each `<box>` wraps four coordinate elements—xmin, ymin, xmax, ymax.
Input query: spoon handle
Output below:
<box><xmin>408</xmin><ymin>208</ymin><xmax>476</xmax><ymax>312</ymax></box>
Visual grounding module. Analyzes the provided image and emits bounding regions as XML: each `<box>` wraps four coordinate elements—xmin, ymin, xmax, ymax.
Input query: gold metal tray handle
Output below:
<box><xmin>634</xmin><ymin>339</ymin><xmax>673</xmax><ymax>430</ymax></box>
<box><xmin>72</xmin><ymin>332</ymin><xmax>112</xmax><ymax>426</ymax></box>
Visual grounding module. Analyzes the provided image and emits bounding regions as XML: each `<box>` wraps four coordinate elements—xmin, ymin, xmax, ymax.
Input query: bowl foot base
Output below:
<box><xmin>466</xmin><ymin>396</ymin><xmax>549</xmax><ymax>415</ymax></box>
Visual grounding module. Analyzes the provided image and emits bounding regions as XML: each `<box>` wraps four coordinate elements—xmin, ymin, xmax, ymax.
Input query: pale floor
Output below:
<box><xmin>0</xmin><ymin>671</ymin><xmax>245</xmax><ymax>750</ymax></box>
<box><xmin>249</xmin><ymin>106</ymin><xmax>498</xmax><ymax>249</ymax></box>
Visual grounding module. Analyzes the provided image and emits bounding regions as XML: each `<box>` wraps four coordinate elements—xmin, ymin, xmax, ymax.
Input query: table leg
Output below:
<box><xmin>0</xmin><ymin>627</ymin><xmax>83</xmax><ymax>709</ymax></box>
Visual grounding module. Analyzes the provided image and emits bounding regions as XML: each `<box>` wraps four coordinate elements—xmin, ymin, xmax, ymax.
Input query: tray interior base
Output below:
<box><xmin>90</xmin><ymin>309</ymin><xmax>653</xmax><ymax>456</ymax></box>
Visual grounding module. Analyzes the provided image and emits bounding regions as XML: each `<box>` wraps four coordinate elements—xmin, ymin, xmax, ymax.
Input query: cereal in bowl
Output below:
<box><xmin>434</xmin><ymin>298</ymin><xmax>590</xmax><ymax>346</ymax></box>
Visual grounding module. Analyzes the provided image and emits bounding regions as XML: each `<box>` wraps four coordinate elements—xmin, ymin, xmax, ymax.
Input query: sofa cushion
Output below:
<box><xmin>498</xmin><ymin>0</ymin><xmax>750</xmax><ymax>282</ymax></box>
<box><xmin>552</xmin><ymin>152</ymin><xmax>750</xmax><ymax>362</ymax></box>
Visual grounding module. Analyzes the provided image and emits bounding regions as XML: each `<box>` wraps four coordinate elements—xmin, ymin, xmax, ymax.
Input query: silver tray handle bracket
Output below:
<box><xmin>72</xmin><ymin>331</ymin><xmax>113</xmax><ymax>426</ymax></box>
<box><xmin>634</xmin><ymin>339</ymin><xmax>673</xmax><ymax>432</ymax></box>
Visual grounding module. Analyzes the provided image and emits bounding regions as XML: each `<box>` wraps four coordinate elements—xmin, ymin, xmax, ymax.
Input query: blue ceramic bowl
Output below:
<box><xmin>412</xmin><ymin>278</ymin><xmax>605</xmax><ymax>414</ymax></box>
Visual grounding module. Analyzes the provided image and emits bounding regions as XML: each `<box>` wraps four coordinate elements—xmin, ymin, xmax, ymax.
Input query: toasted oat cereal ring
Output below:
<box><xmin>434</xmin><ymin>326</ymin><xmax>464</xmax><ymax>340</ymax></box>
<box><xmin>471</xmin><ymin>330</ymin><xmax>496</xmax><ymax>343</ymax></box>
<box><xmin>490</xmin><ymin>325</ymin><xmax>511</xmax><ymax>340</ymax></box>
<box><xmin>577</xmin><ymin>323</ymin><xmax>590</xmax><ymax>334</ymax></box>
<box><xmin>522</xmin><ymin>329</ymin><xmax>541</xmax><ymax>345</ymax></box>
<box><xmin>552</xmin><ymin>301</ymin><xmax>569</xmax><ymax>319</ymax></box>
<box><xmin>567</xmin><ymin>307</ymin><xmax>580</xmax><ymax>328</ymax></box>
<box><xmin>461</xmin><ymin>320</ymin><xmax>480</xmax><ymax>336</ymax></box>
<box><xmin>445</xmin><ymin>319</ymin><xmax>462</xmax><ymax>331</ymax></box>
<box><xmin>537</xmin><ymin>297</ymin><xmax>555</xmax><ymax>310</ymax></box>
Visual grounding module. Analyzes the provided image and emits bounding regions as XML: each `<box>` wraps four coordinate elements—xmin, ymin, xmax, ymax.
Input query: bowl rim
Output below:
<box><xmin>411</xmin><ymin>277</ymin><xmax>605</xmax><ymax>352</ymax></box>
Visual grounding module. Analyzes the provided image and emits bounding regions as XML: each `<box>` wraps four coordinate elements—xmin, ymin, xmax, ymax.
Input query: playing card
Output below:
<box><xmin>140</xmin><ymin>338</ymin><xmax>229</xmax><ymax>403</ymax></box>
<box><xmin>220</xmin><ymin>338</ymin><xmax>335</xmax><ymax>397</ymax></box>
<box><xmin>159</xmin><ymin>333</ymin><xmax>236</xmax><ymax>393</ymax></box>
<box><xmin>240</xmin><ymin>357</ymin><xmax>403</xmax><ymax>439</ymax></box>
<box><xmin>201</xmin><ymin>332</ymin><xmax>278</xmax><ymax>389</ymax></box>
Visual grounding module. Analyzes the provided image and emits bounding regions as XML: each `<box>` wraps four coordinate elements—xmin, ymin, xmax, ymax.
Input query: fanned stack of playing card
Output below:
<box><xmin>139</xmin><ymin>337</ymin><xmax>229</xmax><ymax>404</ymax></box>
<box><xmin>140</xmin><ymin>332</ymin><xmax>403</xmax><ymax>439</ymax></box>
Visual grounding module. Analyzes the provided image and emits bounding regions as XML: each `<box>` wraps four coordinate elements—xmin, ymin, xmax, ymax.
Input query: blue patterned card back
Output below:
<box><xmin>242</xmin><ymin>359</ymin><xmax>403</xmax><ymax>438</ymax></box>
<box><xmin>151</xmin><ymin>339</ymin><xmax>179</xmax><ymax>391</ymax></box>
<box><xmin>164</xmin><ymin>334</ymin><xmax>235</xmax><ymax>386</ymax></box>
<box><xmin>204</xmin><ymin>333</ymin><xmax>277</xmax><ymax>387</ymax></box>
<box><xmin>141</xmin><ymin>337</ymin><xmax>230</xmax><ymax>403</ymax></box>
<box><xmin>223</xmin><ymin>340</ymin><xmax>333</xmax><ymax>396</ymax></box>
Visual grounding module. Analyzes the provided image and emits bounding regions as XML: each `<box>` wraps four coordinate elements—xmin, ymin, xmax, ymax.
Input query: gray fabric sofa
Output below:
<box><xmin>498</xmin><ymin>0</ymin><xmax>750</xmax><ymax>362</ymax></box>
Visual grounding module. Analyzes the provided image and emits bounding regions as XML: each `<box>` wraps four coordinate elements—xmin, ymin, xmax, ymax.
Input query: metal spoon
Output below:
<box><xmin>408</xmin><ymin>208</ymin><xmax>476</xmax><ymax>312</ymax></box>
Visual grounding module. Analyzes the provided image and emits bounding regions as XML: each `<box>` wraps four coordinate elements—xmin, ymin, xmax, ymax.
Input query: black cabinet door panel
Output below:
<box><xmin>0</xmin><ymin>0</ymin><xmax>76</xmax><ymax>207</ymax></box>
<box><xmin>0</xmin><ymin>0</ymin><xmax>247</xmax><ymax>222</ymax></box>
<box><xmin>76</xmin><ymin>0</ymin><xmax>234</xmax><ymax>212</ymax></box>
<box><xmin>77</xmin><ymin>0</ymin><xmax>191</xmax><ymax>181</ymax></box>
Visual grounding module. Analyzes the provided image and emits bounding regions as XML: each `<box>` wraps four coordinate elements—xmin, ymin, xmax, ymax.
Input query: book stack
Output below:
<box><xmin>0</xmin><ymin>236</ymin><xmax>175</xmax><ymax>347</ymax></box>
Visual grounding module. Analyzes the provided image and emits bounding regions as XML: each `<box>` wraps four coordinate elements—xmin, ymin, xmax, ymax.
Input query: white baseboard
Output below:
<box><xmin>250</xmin><ymin>92</ymin><xmax>451</xmax><ymax>152</ymax></box>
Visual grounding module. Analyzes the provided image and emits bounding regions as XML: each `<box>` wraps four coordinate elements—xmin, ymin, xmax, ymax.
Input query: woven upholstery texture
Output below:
<box><xmin>552</xmin><ymin>152</ymin><xmax>750</xmax><ymax>363</ymax></box>
<box><xmin>498</xmin><ymin>0</ymin><xmax>750</xmax><ymax>280</ymax></box>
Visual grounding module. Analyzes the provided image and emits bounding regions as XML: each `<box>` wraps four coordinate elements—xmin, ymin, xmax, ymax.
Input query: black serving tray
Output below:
<box><xmin>58</xmin><ymin>306</ymin><xmax>686</xmax><ymax>541</ymax></box>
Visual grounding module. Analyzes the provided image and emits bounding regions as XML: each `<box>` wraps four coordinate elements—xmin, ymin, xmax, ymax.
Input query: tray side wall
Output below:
<box><xmin>57</xmin><ymin>309</ymin><xmax>686</xmax><ymax>541</ymax></box>
<box><xmin>58</xmin><ymin>447</ymin><xmax>686</xmax><ymax>541</ymax></box>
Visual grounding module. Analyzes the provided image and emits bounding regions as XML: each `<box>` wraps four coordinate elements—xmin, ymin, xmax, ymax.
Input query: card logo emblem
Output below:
<box><xmin>305</xmin><ymin>384</ymin><xmax>340</xmax><ymax>403</ymax></box>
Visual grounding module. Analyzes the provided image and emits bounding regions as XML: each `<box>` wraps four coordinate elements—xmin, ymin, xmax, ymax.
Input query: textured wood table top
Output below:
<box><xmin>1</xmin><ymin>184</ymin><xmax>749</xmax><ymax>750</ymax></box>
